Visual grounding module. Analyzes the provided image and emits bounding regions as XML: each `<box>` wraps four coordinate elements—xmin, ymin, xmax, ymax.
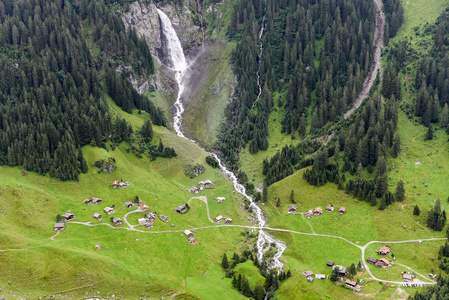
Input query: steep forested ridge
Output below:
<box><xmin>218</xmin><ymin>0</ymin><xmax>378</xmax><ymax>169</ymax></box>
<box><xmin>0</xmin><ymin>0</ymin><xmax>163</xmax><ymax>180</ymax></box>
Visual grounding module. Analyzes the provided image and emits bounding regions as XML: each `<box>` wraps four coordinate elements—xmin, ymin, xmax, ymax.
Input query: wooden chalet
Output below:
<box><xmin>124</xmin><ymin>201</ymin><xmax>133</xmax><ymax>208</ymax></box>
<box><xmin>225</xmin><ymin>217</ymin><xmax>232</xmax><ymax>224</ymax></box>
<box><xmin>403</xmin><ymin>274</ymin><xmax>413</xmax><ymax>282</ymax></box>
<box><xmin>83</xmin><ymin>198</ymin><xmax>92</xmax><ymax>204</ymax></box>
<box><xmin>104</xmin><ymin>207</ymin><xmax>114</xmax><ymax>215</ymax></box>
<box><xmin>147</xmin><ymin>212</ymin><xmax>156</xmax><ymax>221</ymax></box>
<box><xmin>189</xmin><ymin>236</ymin><xmax>198</xmax><ymax>245</ymax></box>
<box><xmin>338</xmin><ymin>207</ymin><xmax>346</xmax><ymax>214</ymax></box>
<box><xmin>334</xmin><ymin>265</ymin><xmax>347</xmax><ymax>276</ymax></box>
<box><xmin>62</xmin><ymin>212</ymin><xmax>75</xmax><ymax>221</ymax></box>
<box><xmin>198</xmin><ymin>181</ymin><xmax>205</xmax><ymax>188</ymax></box>
<box><xmin>345</xmin><ymin>279</ymin><xmax>362</xmax><ymax>291</ymax></box>
<box><xmin>141</xmin><ymin>204</ymin><xmax>149</xmax><ymax>211</ymax></box>
<box><xmin>367</xmin><ymin>257</ymin><xmax>378</xmax><ymax>264</ymax></box>
<box><xmin>159</xmin><ymin>215</ymin><xmax>169</xmax><ymax>222</ymax></box>
<box><xmin>184</xmin><ymin>230</ymin><xmax>194</xmax><ymax>237</ymax></box>
<box><xmin>302</xmin><ymin>270</ymin><xmax>313</xmax><ymax>277</ymax></box>
<box><xmin>54</xmin><ymin>222</ymin><xmax>65</xmax><ymax>231</ymax></box>
<box><xmin>91</xmin><ymin>197</ymin><xmax>102</xmax><ymax>204</ymax></box>
<box><xmin>314</xmin><ymin>207</ymin><xmax>323</xmax><ymax>215</ymax></box>
<box><xmin>112</xmin><ymin>217</ymin><xmax>123</xmax><ymax>226</ymax></box>
<box><xmin>175</xmin><ymin>205</ymin><xmax>187</xmax><ymax>213</ymax></box>
<box><xmin>145</xmin><ymin>222</ymin><xmax>154</xmax><ymax>229</ymax></box>
<box><xmin>215</xmin><ymin>215</ymin><xmax>224</xmax><ymax>222</ymax></box>
<box><xmin>189</xmin><ymin>186</ymin><xmax>199</xmax><ymax>194</ymax></box>
<box><xmin>379</xmin><ymin>258</ymin><xmax>390</xmax><ymax>266</ymax></box>
<box><xmin>138</xmin><ymin>218</ymin><xmax>146</xmax><ymax>226</ymax></box>
<box><xmin>216</xmin><ymin>197</ymin><xmax>226</xmax><ymax>203</ymax></box>
<box><xmin>326</xmin><ymin>260</ymin><xmax>335</xmax><ymax>267</ymax></box>
<box><xmin>326</xmin><ymin>205</ymin><xmax>334</xmax><ymax>212</ymax></box>
<box><xmin>287</xmin><ymin>205</ymin><xmax>297</xmax><ymax>213</ymax></box>
<box><xmin>204</xmin><ymin>180</ymin><xmax>212</xmax><ymax>187</ymax></box>
<box><xmin>92</xmin><ymin>213</ymin><xmax>102</xmax><ymax>220</ymax></box>
<box><xmin>378</xmin><ymin>247</ymin><xmax>391</xmax><ymax>255</ymax></box>
<box><xmin>305</xmin><ymin>210</ymin><xmax>313</xmax><ymax>218</ymax></box>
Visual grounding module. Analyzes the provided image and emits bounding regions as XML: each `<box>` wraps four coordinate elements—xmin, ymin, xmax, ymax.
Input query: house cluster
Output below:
<box><xmin>184</xmin><ymin>229</ymin><xmax>198</xmax><ymax>245</ymax></box>
<box><xmin>302</xmin><ymin>205</ymin><xmax>345</xmax><ymax>218</ymax></box>
<box><xmin>83</xmin><ymin>197</ymin><xmax>102</xmax><ymax>205</ymax></box>
<box><xmin>215</xmin><ymin>215</ymin><xmax>232</xmax><ymax>224</ymax></box>
<box><xmin>111</xmin><ymin>180</ymin><xmax>131</xmax><ymax>189</ymax></box>
<box><xmin>366</xmin><ymin>257</ymin><xmax>390</xmax><ymax>268</ymax></box>
<box><xmin>326</xmin><ymin>260</ymin><xmax>362</xmax><ymax>291</ymax></box>
<box><xmin>189</xmin><ymin>180</ymin><xmax>213</xmax><ymax>194</ymax></box>
<box><xmin>54</xmin><ymin>211</ymin><xmax>75</xmax><ymax>231</ymax></box>
<box><xmin>302</xmin><ymin>270</ymin><xmax>326</xmax><ymax>282</ymax></box>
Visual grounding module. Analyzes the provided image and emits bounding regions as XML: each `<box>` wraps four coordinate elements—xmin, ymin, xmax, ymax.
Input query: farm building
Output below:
<box><xmin>314</xmin><ymin>208</ymin><xmax>323</xmax><ymax>215</ymax></box>
<box><xmin>333</xmin><ymin>265</ymin><xmax>347</xmax><ymax>276</ymax></box>
<box><xmin>145</xmin><ymin>222</ymin><xmax>154</xmax><ymax>229</ymax></box>
<box><xmin>305</xmin><ymin>210</ymin><xmax>313</xmax><ymax>218</ymax></box>
<box><xmin>338</xmin><ymin>207</ymin><xmax>346</xmax><ymax>214</ymax></box>
<box><xmin>184</xmin><ymin>230</ymin><xmax>193</xmax><ymax>237</ymax></box>
<box><xmin>62</xmin><ymin>212</ymin><xmax>75</xmax><ymax>221</ymax></box>
<box><xmin>403</xmin><ymin>274</ymin><xmax>413</xmax><ymax>282</ymax></box>
<box><xmin>159</xmin><ymin>215</ymin><xmax>169</xmax><ymax>222</ymax></box>
<box><xmin>147</xmin><ymin>212</ymin><xmax>156</xmax><ymax>221</ymax></box>
<box><xmin>302</xmin><ymin>270</ymin><xmax>313</xmax><ymax>277</ymax></box>
<box><xmin>198</xmin><ymin>181</ymin><xmax>205</xmax><ymax>188</ymax></box>
<box><xmin>189</xmin><ymin>236</ymin><xmax>198</xmax><ymax>245</ymax></box>
<box><xmin>189</xmin><ymin>186</ymin><xmax>199</xmax><ymax>194</ymax></box>
<box><xmin>216</xmin><ymin>197</ymin><xmax>226</xmax><ymax>203</ymax></box>
<box><xmin>141</xmin><ymin>204</ymin><xmax>149</xmax><ymax>211</ymax></box>
<box><xmin>54</xmin><ymin>222</ymin><xmax>65</xmax><ymax>231</ymax></box>
<box><xmin>175</xmin><ymin>205</ymin><xmax>187</xmax><ymax>213</ymax></box>
<box><xmin>326</xmin><ymin>205</ymin><xmax>334</xmax><ymax>212</ymax></box>
<box><xmin>204</xmin><ymin>180</ymin><xmax>212</xmax><ymax>187</ymax></box>
<box><xmin>104</xmin><ymin>207</ymin><xmax>114</xmax><ymax>215</ymax></box>
<box><xmin>287</xmin><ymin>205</ymin><xmax>297</xmax><ymax>213</ymax></box>
<box><xmin>326</xmin><ymin>260</ymin><xmax>334</xmax><ymax>267</ymax></box>
<box><xmin>112</xmin><ymin>218</ymin><xmax>123</xmax><ymax>226</ymax></box>
<box><xmin>124</xmin><ymin>202</ymin><xmax>133</xmax><ymax>208</ymax></box>
<box><xmin>379</xmin><ymin>258</ymin><xmax>390</xmax><ymax>266</ymax></box>
<box><xmin>138</xmin><ymin>218</ymin><xmax>146</xmax><ymax>226</ymax></box>
<box><xmin>91</xmin><ymin>198</ymin><xmax>102</xmax><ymax>204</ymax></box>
<box><xmin>225</xmin><ymin>217</ymin><xmax>232</xmax><ymax>224</ymax></box>
<box><xmin>378</xmin><ymin>247</ymin><xmax>391</xmax><ymax>255</ymax></box>
<box><xmin>92</xmin><ymin>213</ymin><xmax>102</xmax><ymax>220</ymax></box>
<box><xmin>215</xmin><ymin>215</ymin><xmax>224</xmax><ymax>222</ymax></box>
<box><xmin>345</xmin><ymin>279</ymin><xmax>362</xmax><ymax>291</ymax></box>
<box><xmin>83</xmin><ymin>198</ymin><xmax>92</xmax><ymax>204</ymax></box>
<box><xmin>367</xmin><ymin>257</ymin><xmax>378</xmax><ymax>264</ymax></box>
<box><xmin>315</xmin><ymin>274</ymin><xmax>325</xmax><ymax>279</ymax></box>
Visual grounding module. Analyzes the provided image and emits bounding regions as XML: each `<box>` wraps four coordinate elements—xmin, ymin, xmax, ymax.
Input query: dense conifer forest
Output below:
<box><xmin>218</xmin><ymin>0</ymin><xmax>380</xmax><ymax>169</ymax></box>
<box><xmin>0</xmin><ymin>0</ymin><xmax>165</xmax><ymax>180</ymax></box>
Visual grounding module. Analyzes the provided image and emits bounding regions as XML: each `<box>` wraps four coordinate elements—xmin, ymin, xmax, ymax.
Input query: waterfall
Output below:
<box><xmin>156</xmin><ymin>8</ymin><xmax>286</xmax><ymax>271</ymax></box>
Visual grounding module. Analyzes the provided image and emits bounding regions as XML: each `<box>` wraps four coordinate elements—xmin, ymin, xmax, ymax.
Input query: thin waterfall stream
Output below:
<box><xmin>156</xmin><ymin>8</ymin><xmax>286</xmax><ymax>270</ymax></box>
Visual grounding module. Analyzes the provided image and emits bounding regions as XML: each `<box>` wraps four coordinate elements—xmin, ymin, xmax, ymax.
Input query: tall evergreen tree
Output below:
<box><xmin>395</xmin><ymin>180</ymin><xmax>405</xmax><ymax>202</ymax></box>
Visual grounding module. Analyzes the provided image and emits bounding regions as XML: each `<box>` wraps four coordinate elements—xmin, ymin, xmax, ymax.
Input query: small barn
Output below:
<box><xmin>287</xmin><ymin>205</ymin><xmax>297</xmax><ymax>214</ymax></box>
<box><xmin>189</xmin><ymin>186</ymin><xmax>199</xmax><ymax>194</ymax></box>
<box><xmin>124</xmin><ymin>202</ymin><xmax>133</xmax><ymax>208</ymax></box>
<box><xmin>204</xmin><ymin>180</ymin><xmax>212</xmax><ymax>187</ymax></box>
<box><xmin>326</xmin><ymin>205</ymin><xmax>334</xmax><ymax>212</ymax></box>
<box><xmin>215</xmin><ymin>215</ymin><xmax>224</xmax><ymax>222</ymax></box>
<box><xmin>145</xmin><ymin>222</ymin><xmax>154</xmax><ymax>229</ymax></box>
<box><xmin>378</xmin><ymin>247</ymin><xmax>391</xmax><ymax>256</ymax></box>
<box><xmin>305</xmin><ymin>210</ymin><xmax>313</xmax><ymax>218</ymax></box>
<box><xmin>184</xmin><ymin>230</ymin><xmax>193</xmax><ymax>237</ymax></box>
<box><xmin>338</xmin><ymin>207</ymin><xmax>346</xmax><ymax>214</ymax></box>
<box><xmin>403</xmin><ymin>274</ymin><xmax>413</xmax><ymax>282</ymax></box>
<box><xmin>138</xmin><ymin>218</ymin><xmax>146</xmax><ymax>226</ymax></box>
<box><xmin>62</xmin><ymin>212</ymin><xmax>75</xmax><ymax>221</ymax></box>
<box><xmin>175</xmin><ymin>205</ymin><xmax>187</xmax><ymax>213</ymax></box>
<box><xmin>54</xmin><ymin>222</ymin><xmax>65</xmax><ymax>231</ymax></box>
<box><xmin>198</xmin><ymin>181</ymin><xmax>205</xmax><ymax>188</ymax></box>
<box><xmin>104</xmin><ymin>207</ymin><xmax>114</xmax><ymax>215</ymax></box>
<box><xmin>367</xmin><ymin>257</ymin><xmax>378</xmax><ymax>264</ymax></box>
<box><xmin>91</xmin><ymin>198</ymin><xmax>102</xmax><ymax>204</ymax></box>
<box><xmin>326</xmin><ymin>260</ymin><xmax>335</xmax><ymax>267</ymax></box>
<box><xmin>225</xmin><ymin>217</ymin><xmax>232</xmax><ymax>224</ymax></box>
<box><xmin>92</xmin><ymin>213</ymin><xmax>102</xmax><ymax>220</ymax></box>
<box><xmin>314</xmin><ymin>208</ymin><xmax>323</xmax><ymax>215</ymax></box>
<box><xmin>141</xmin><ymin>204</ymin><xmax>149</xmax><ymax>211</ymax></box>
<box><xmin>159</xmin><ymin>215</ymin><xmax>169</xmax><ymax>222</ymax></box>
<box><xmin>112</xmin><ymin>218</ymin><xmax>123</xmax><ymax>226</ymax></box>
<box><xmin>147</xmin><ymin>212</ymin><xmax>156</xmax><ymax>221</ymax></box>
<box><xmin>83</xmin><ymin>198</ymin><xmax>92</xmax><ymax>204</ymax></box>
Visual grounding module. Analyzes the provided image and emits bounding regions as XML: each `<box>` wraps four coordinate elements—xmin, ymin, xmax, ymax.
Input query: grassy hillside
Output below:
<box><xmin>0</xmin><ymin>104</ymin><xmax>253</xmax><ymax>298</ymax></box>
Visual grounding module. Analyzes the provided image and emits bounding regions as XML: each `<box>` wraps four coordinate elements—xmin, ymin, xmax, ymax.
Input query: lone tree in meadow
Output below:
<box><xmin>222</xmin><ymin>253</ymin><xmax>229</xmax><ymax>269</ymax></box>
<box><xmin>290</xmin><ymin>190</ymin><xmax>296</xmax><ymax>203</ymax></box>
<box><xmin>396</xmin><ymin>180</ymin><xmax>405</xmax><ymax>202</ymax></box>
<box><xmin>413</xmin><ymin>205</ymin><xmax>420</xmax><ymax>216</ymax></box>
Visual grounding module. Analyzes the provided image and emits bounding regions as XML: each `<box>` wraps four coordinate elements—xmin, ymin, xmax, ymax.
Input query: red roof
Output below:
<box><xmin>339</xmin><ymin>207</ymin><xmax>346</xmax><ymax>213</ymax></box>
<box><xmin>141</xmin><ymin>204</ymin><xmax>149</xmax><ymax>210</ymax></box>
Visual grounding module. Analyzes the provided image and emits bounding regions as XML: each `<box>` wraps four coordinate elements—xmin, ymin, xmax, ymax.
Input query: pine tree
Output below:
<box><xmin>290</xmin><ymin>190</ymin><xmax>296</xmax><ymax>203</ymax></box>
<box><xmin>334</xmin><ymin>141</ymin><xmax>340</xmax><ymax>163</ymax></box>
<box><xmin>330</xmin><ymin>267</ymin><xmax>339</xmax><ymax>281</ymax></box>
<box><xmin>77</xmin><ymin>147</ymin><xmax>88</xmax><ymax>174</ymax></box>
<box><xmin>393</xmin><ymin>134</ymin><xmax>401</xmax><ymax>158</ymax></box>
<box><xmin>262</xmin><ymin>181</ymin><xmax>268</xmax><ymax>203</ymax></box>
<box><xmin>141</xmin><ymin>120</ymin><xmax>153</xmax><ymax>143</ymax></box>
<box><xmin>441</xmin><ymin>104</ymin><xmax>449</xmax><ymax>128</ymax></box>
<box><xmin>379</xmin><ymin>196</ymin><xmax>387</xmax><ymax>210</ymax></box>
<box><xmin>413</xmin><ymin>205</ymin><xmax>420</xmax><ymax>216</ymax></box>
<box><xmin>375</xmin><ymin>174</ymin><xmax>388</xmax><ymax>197</ymax></box>
<box><xmin>232</xmin><ymin>275</ymin><xmax>237</xmax><ymax>288</ymax></box>
<box><xmin>349</xmin><ymin>263</ymin><xmax>357</xmax><ymax>276</ymax></box>
<box><xmin>395</xmin><ymin>180</ymin><xmax>405</xmax><ymax>202</ymax></box>
<box><xmin>357</xmin><ymin>162</ymin><xmax>363</xmax><ymax>180</ymax></box>
<box><xmin>222</xmin><ymin>253</ymin><xmax>229</xmax><ymax>269</ymax></box>
<box><xmin>253</xmin><ymin>284</ymin><xmax>265</xmax><ymax>300</ymax></box>
<box><xmin>425</xmin><ymin>125</ymin><xmax>434</xmax><ymax>140</ymax></box>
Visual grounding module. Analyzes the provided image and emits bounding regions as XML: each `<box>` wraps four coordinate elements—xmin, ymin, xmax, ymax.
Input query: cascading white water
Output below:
<box><xmin>156</xmin><ymin>8</ymin><xmax>286</xmax><ymax>270</ymax></box>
